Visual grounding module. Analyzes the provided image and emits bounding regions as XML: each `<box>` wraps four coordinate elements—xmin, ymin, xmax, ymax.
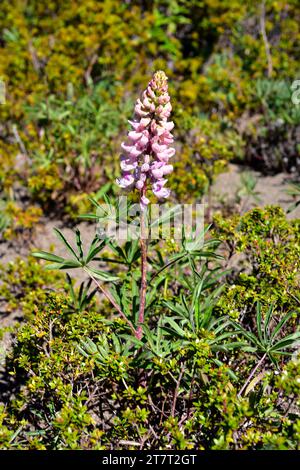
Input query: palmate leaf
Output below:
<box><xmin>85</xmin><ymin>267</ymin><xmax>119</xmax><ymax>282</ymax></box>
<box><xmin>150</xmin><ymin>224</ymin><xmax>222</xmax><ymax>282</ymax></box>
<box><xmin>162</xmin><ymin>317</ymin><xmax>187</xmax><ymax>338</ymax></box>
<box><xmin>33</xmin><ymin>228</ymin><xmax>118</xmax><ymax>282</ymax></box>
<box><xmin>85</xmin><ymin>236</ymin><xmax>107</xmax><ymax>264</ymax></box>
<box><xmin>53</xmin><ymin>228</ymin><xmax>79</xmax><ymax>260</ymax></box>
<box><xmin>270</xmin><ymin>311</ymin><xmax>295</xmax><ymax>342</ymax></box>
<box><xmin>263</xmin><ymin>303</ymin><xmax>274</xmax><ymax>343</ymax></box>
<box><xmin>228</xmin><ymin>303</ymin><xmax>299</xmax><ymax>362</ymax></box>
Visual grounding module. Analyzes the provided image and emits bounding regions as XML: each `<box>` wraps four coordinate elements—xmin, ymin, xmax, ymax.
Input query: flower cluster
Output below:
<box><xmin>117</xmin><ymin>71</ymin><xmax>175</xmax><ymax>209</ymax></box>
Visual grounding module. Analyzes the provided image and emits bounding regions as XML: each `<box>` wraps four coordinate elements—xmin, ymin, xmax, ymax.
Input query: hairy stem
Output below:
<box><xmin>136</xmin><ymin>197</ymin><xmax>148</xmax><ymax>340</ymax></box>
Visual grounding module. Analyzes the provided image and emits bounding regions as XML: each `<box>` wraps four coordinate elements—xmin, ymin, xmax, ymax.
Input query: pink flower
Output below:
<box><xmin>117</xmin><ymin>71</ymin><xmax>175</xmax><ymax>210</ymax></box>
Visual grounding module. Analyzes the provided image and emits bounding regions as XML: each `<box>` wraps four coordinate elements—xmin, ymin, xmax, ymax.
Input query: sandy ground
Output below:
<box><xmin>1</xmin><ymin>164</ymin><xmax>299</xmax><ymax>266</ymax></box>
<box><xmin>212</xmin><ymin>164</ymin><xmax>300</xmax><ymax>218</ymax></box>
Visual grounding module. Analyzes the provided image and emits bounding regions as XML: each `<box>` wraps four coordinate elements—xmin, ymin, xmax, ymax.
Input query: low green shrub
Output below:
<box><xmin>214</xmin><ymin>206</ymin><xmax>300</xmax><ymax>319</ymax></box>
<box><xmin>0</xmin><ymin>207</ymin><xmax>299</xmax><ymax>449</ymax></box>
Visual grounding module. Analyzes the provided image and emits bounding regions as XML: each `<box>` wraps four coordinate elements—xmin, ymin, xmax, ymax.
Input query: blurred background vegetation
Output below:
<box><xmin>0</xmin><ymin>0</ymin><xmax>299</xmax><ymax>229</ymax></box>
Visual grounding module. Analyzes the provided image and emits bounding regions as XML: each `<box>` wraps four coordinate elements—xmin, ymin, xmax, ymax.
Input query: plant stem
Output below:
<box><xmin>84</xmin><ymin>268</ymin><xmax>136</xmax><ymax>336</ymax></box>
<box><xmin>237</xmin><ymin>352</ymin><xmax>267</xmax><ymax>398</ymax></box>
<box><xmin>136</xmin><ymin>195</ymin><xmax>148</xmax><ymax>340</ymax></box>
<box><xmin>171</xmin><ymin>365</ymin><xmax>184</xmax><ymax>417</ymax></box>
<box><xmin>260</xmin><ymin>0</ymin><xmax>273</xmax><ymax>78</ymax></box>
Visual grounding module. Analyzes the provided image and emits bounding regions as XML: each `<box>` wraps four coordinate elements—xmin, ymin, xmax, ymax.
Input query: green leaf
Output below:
<box><xmin>85</xmin><ymin>237</ymin><xmax>107</xmax><ymax>264</ymax></box>
<box><xmin>85</xmin><ymin>267</ymin><xmax>119</xmax><ymax>282</ymax></box>
<box><xmin>162</xmin><ymin>317</ymin><xmax>187</xmax><ymax>338</ymax></box>
<box><xmin>256</xmin><ymin>303</ymin><xmax>264</xmax><ymax>344</ymax></box>
<box><xmin>270</xmin><ymin>332</ymin><xmax>300</xmax><ymax>351</ymax></box>
<box><xmin>66</xmin><ymin>273</ymin><xmax>76</xmax><ymax>303</ymax></box>
<box><xmin>31</xmin><ymin>251</ymin><xmax>65</xmax><ymax>263</ymax></box>
<box><xmin>54</xmin><ymin>228</ymin><xmax>79</xmax><ymax>260</ymax></box>
<box><xmin>270</xmin><ymin>312</ymin><xmax>294</xmax><ymax>342</ymax></box>
<box><xmin>263</xmin><ymin>304</ymin><xmax>274</xmax><ymax>342</ymax></box>
<box><xmin>45</xmin><ymin>260</ymin><xmax>82</xmax><ymax>270</ymax></box>
<box><xmin>75</xmin><ymin>229</ymin><xmax>84</xmax><ymax>261</ymax></box>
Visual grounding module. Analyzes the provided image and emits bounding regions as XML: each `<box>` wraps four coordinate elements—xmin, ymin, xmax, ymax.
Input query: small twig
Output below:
<box><xmin>185</xmin><ymin>366</ymin><xmax>196</xmax><ymax>422</ymax></box>
<box><xmin>12</xmin><ymin>124</ymin><xmax>28</xmax><ymax>156</ymax></box>
<box><xmin>149</xmin><ymin>424</ymin><xmax>159</xmax><ymax>441</ymax></box>
<box><xmin>28</xmin><ymin>39</ymin><xmax>42</xmax><ymax>73</ymax></box>
<box><xmin>84</xmin><ymin>53</ymin><xmax>98</xmax><ymax>86</ymax></box>
<box><xmin>84</xmin><ymin>268</ymin><xmax>136</xmax><ymax>336</ymax></box>
<box><xmin>171</xmin><ymin>365</ymin><xmax>184</xmax><ymax>417</ymax></box>
<box><xmin>237</xmin><ymin>353</ymin><xmax>267</xmax><ymax>398</ymax></box>
<box><xmin>260</xmin><ymin>0</ymin><xmax>273</xmax><ymax>78</ymax></box>
<box><xmin>118</xmin><ymin>440</ymin><xmax>141</xmax><ymax>447</ymax></box>
<box><xmin>147</xmin><ymin>394</ymin><xmax>168</xmax><ymax>421</ymax></box>
<box><xmin>49</xmin><ymin>319</ymin><xmax>55</xmax><ymax>355</ymax></box>
<box><xmin>287</xmin><ymin>290</ymin><xmax>300</xmax><ymax>305</ymax></box>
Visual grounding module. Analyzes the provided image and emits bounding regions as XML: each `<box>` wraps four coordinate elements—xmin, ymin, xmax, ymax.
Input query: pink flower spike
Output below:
<box><xmin>120</xmin><ymin>156</ymin><xmax>138</xmax><ymax>171</ymax></box>
<box><xmin>117</xmin><ymin>71</ymin><xmax>174</xmax><ymax>208</ymax></box>
<box><xmin>164</xmin><ymin>121</ymin><xmax>175</xmax><ymax>131</ymax></box>
<box><xmin>128</xmin><ymin>131</ymin><xmax>143</xmax><ymax>141</ymax></box>
<box><xmin>117</xmin><ymin>173</ymin><xmax>135</xmax><ymax>188</ymax></box>
<box><xmin>151</xmin><ymin>167</ymin><xmax>164</xmax><ymax>179</ymax></box>
<box><xmin>162</xmin><ymin>164</ymin><xmax>173</xmax><ymax>175</ymax></box>
<box><xmin>121</xmin><ymin>143</ymin><xmax>142</xmax><ymax>158</ymax></box>
<box><xmin>152</xmin><ymin>186</ymin><xmax>170</xmax><ymax>199</ymax></box>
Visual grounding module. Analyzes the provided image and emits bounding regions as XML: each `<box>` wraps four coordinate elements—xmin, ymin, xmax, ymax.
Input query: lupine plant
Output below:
<box><xmin>33</xmin><ymin>71</ymin><xmax>177</xmax><ymax>341</ymax></box>
<box><xmin>32</xmin><ymin>72</ymin><xmax>299</xmax><ymax>358</ymax></box>
<box><xmin>117</xmin><ymin>70</ymin><xmax>174</xmax><ymax>339</ymax></box>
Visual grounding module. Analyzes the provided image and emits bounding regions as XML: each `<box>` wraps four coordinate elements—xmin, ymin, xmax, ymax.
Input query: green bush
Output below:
<box><xmin>214</xmin><ymin>206</ymin><xmax>300</xmax><ymax>319</ymax></box>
